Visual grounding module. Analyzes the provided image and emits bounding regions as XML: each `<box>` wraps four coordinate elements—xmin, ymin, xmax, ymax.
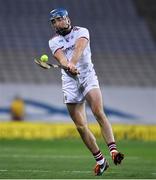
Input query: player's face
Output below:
<box><xmin>51</xmin><ymin>17</ymin><xmax>70</xmax><ymax>30</ymax></box>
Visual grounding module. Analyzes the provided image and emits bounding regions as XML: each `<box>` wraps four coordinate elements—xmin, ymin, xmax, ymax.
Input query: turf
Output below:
<box><xmin>0</xmin><ymin>138</ymin><xmax>156</xmax><ymax>179</ymax></box>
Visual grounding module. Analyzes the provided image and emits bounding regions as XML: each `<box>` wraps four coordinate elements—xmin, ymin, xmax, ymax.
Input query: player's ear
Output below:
<box><xmin>67</xmin><ymin>17</ymin><xmax>71</xmax><ymax>25</ymax></box>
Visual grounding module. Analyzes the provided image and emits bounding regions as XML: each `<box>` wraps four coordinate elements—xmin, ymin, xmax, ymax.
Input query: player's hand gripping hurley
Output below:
<box><xmin>34</xmin><ymin>58</ymin><xmax>79</xmax><ymax>78</ymax></box>
<box><xmin>34</xmin><ymin>58</ymin><xmax>67</xmax><ymax>70</ymax></box>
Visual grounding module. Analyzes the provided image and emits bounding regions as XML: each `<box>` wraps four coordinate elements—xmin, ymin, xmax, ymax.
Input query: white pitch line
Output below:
<box><xmin>0</xmin><ymin>169</ymin><xmax>8</xmax><ymax>172</ymax></box>
<box><xmin>16</xmin><ymin>170</ymin><xmax>51</xmax><ymax>173</ymax></box>
<box><xmin>0</xmin><ymin>169</ymin><xmax>92</xmax><ymax>174</ymax></box>
<box><xmin>0</xmin><ymin>169</ymin><xmax>51</xmax><ymax>173</ymax></box>
<box><xmin>0</xmin><ymin>169</ymin><xmax>91</xmax><ymax>174</ymax></box>
<box><xmin>0</xmin><ymin>154</ymin><xmax>89</xmax><ymax>159</ymax></box>
<box><xmin>63</xmin><ymin>170</ymin><xmax>123</xmax><ymax>174</ymax></box>
<box><xmin>63</xmin><ymin>170</ymin><xmax>91</xmax><ymax>174</ymax></box>
<box><xmin>0</xmin><ymin>154</ymin><xmax>140</xmax><ymax>160</ymax></box>
<box><xmin>2</xmin><ymin>169</ymin><xmax>150</xmax><ymax>176</ymax></box>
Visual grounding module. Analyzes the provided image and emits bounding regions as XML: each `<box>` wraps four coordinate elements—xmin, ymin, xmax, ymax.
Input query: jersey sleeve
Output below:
<box><xmin>49</xmin><ymin>37</ymin><xmax>63</xmax><ymax>55</ymax></box>
<box><xmin>76</xmin><ymin>27</ymin><xmax>90</xmax><ymax>41</ymax></box>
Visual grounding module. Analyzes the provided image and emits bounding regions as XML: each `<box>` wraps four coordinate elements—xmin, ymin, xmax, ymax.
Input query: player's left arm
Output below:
<box><xmin>68</xmin><ymin>37</ymin><xmax>88</xmax><ymax>71</ymax></box>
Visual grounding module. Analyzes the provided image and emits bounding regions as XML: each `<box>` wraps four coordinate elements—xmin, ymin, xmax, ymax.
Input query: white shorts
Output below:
<box><xmin>62</xmin><ymin>68</ymin><xmax>99</xmax><ymax>103</ymax></box>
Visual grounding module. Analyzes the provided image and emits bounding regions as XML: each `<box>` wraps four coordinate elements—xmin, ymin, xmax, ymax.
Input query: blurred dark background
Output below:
<box><xmin>0</xmin><ymin>0</ymin><xmax>156</xmax><ymax>86</ymax></box>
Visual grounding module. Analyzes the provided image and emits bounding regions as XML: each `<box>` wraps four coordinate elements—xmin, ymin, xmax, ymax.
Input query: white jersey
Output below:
<box><xmin>49</xmin><ymin>26</ymin><xmax>99</xmax><ymax>103</ymax></box>
<box><xmin>49</xmin><ymin>26</ymin><xmax>93</xmax><ymax>78</ymax></box>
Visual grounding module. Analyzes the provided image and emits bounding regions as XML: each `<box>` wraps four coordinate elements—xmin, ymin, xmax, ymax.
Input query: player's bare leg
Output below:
<box><xmin>67</xmin><ymin>103</ymin><xmax>109</xmax><ymax>175</ymax></box>
<box><xmin>85</xmin><ymin>88</ymin><xmax>124</xmax><ymax>165</ymax></box>
<box><xmin>67</xmin><ymin>103</ymin><xmax>99</xmax><ymax>153</ymax></box>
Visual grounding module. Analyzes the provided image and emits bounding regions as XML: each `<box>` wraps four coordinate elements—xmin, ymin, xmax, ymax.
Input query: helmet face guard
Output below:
<box><xmin>49</xmin><ymin>8</ymin><xmax>72</xmax><ymax>36</ymax></box>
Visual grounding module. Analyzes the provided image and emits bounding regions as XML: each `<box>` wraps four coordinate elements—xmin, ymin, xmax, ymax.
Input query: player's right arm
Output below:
<box><xmin>49</xmin><ymin>37</ymin><xmax>78</xmax><ymax>74</ymax></box>
<box><xmin>54</xmin><ymin>49</ymin><xmax>79</xmax><ymax>75</ymax></box>
<box><xmin>53</xmin><ymin>48</ymin><xmax>68</xmax><ymax>67</ymax></box>
<box><xmin>49</xmin><ymin>37</ymin><xmax>68</xmax><ymax>67</ymax></box>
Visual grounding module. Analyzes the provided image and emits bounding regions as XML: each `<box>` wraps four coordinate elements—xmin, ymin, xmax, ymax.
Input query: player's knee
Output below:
<box><xmin>76</xmin><ymin>124</ymin><xmax>88</xmax><ymax>134</ymax></box>
<box><xmin>92</xmin><ymin>107</ymin><xmax>104</xmax><ymax>119</ymax></box>
<box><xmin>76</xmin><ymin>124</ymin><xmax>96</xmax><ymax>142</ymax></box>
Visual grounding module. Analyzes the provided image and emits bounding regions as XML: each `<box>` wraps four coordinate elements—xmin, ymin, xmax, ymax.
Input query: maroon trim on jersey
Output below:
<box><xmin>78</xmin><ymin>36</ymin><xmax>89</xmax><ymax>41</ymax></box>
<box><xmin>53</xmin><ymin>46</ymin><xmax>64</xmax><ymax>54</ymax></box>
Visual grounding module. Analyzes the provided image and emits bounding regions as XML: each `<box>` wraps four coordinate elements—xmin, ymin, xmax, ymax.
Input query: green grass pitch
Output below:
<box><xmin>0</xmin><ymin>138</ymin><xmax>156</xmax><ymax>179</ymax></box>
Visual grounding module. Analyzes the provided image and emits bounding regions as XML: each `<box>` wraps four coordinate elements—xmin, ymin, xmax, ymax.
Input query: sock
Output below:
<box><xmin>107</xmin><ymin>142</ymin><xmax>117</xmax><ymax>155</ymax></box>
<box><xmin>93</xmin><ymin>150</ymin><xmax>104</xmax><ymax>165</ymax></box>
